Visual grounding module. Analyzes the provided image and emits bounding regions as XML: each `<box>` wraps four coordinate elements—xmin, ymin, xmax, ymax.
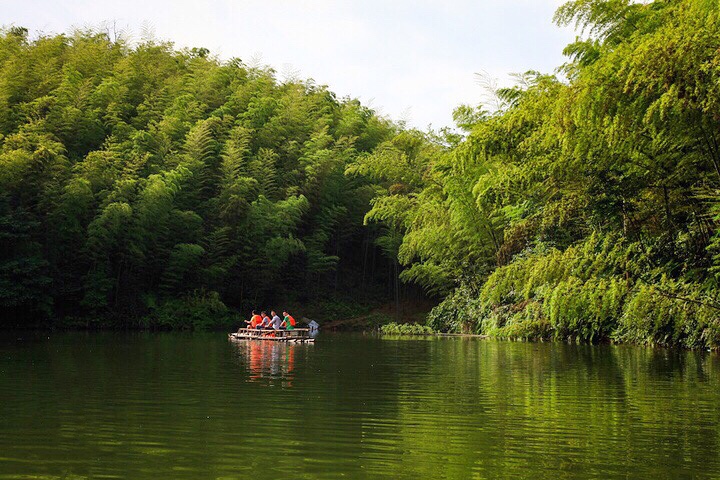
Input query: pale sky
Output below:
<box><xmin>4</xmin><ymin>0</ymin><xmax>577</xmax><ymax>129</ymax></box>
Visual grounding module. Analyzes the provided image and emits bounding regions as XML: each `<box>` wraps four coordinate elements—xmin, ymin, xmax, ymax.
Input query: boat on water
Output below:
<box><xmin>228</xmin><ymin>327</ymin><xmax>316</xmax><ymax>343</ymax></box>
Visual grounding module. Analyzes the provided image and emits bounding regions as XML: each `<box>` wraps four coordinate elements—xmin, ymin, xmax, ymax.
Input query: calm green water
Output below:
<box><xmin>1</xmin><ymin>333</ymin><xmax>719</xmax><ymax>479</ymax></box>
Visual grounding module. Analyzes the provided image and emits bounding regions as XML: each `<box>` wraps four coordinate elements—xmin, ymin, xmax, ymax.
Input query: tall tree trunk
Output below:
<box><xmin>361</xmin><ymin>229</ymin><xmax>369</xmax><ymax>289</ymax></box>
<box><xmin>394</xmin><ymin>260</ymin><xmax>400</xmax><ymax>322</ymax></box>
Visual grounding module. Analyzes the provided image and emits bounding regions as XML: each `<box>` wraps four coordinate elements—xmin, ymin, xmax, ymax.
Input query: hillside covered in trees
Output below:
<box><xmin>2</xmin><ymin>0</ymin><xmax>720</xmax><ymax>348</ymax></box>
<box><xmin>0</xmin><ymin>26</ymin><xmax>402</xmax><ymax>329</ymax></box>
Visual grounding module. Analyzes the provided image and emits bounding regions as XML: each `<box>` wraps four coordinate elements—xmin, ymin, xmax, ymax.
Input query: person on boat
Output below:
<box><xmin>244</xmin><ymin>310</ymin><xmax>263</xmax><ymax>329</ymax></box>
<box><xmin>281</xmin><ymin>311</ymin><xmax>296</xmax><ymax>331</ymax></box>
<box><xmin>270</xmin><ymin>311</ymin><xmax>283</xmax><ymax>330</ymax></box>
<box><xmin>260</xmin><ymin>311</ymin><xmax>272</xmax><ymax>329</ymax></box>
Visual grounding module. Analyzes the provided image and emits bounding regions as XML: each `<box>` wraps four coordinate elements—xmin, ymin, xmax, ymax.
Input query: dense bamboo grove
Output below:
<box><xmin>351</xmin><ymin>0</ymin><xmax>720</xmax><ymax>348</ymax></box>
<box><xmin>3</xmin><ymin>0</ymin><xmax>720</xmax><ymax>347</ymax></box>
<box><xmin>0</xmin><ymin>26</ymin><xmax>398</xmax><ymax>328</ymax></box>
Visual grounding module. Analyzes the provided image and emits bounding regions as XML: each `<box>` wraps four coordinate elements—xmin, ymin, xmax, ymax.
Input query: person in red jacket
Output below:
<box><xmin>243</xmin><ymin>310</ymin><xmax>263</xmax><ymax>329</ymax></box>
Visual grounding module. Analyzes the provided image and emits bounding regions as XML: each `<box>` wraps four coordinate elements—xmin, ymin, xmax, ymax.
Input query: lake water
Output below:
<box><xmin>1</xmin><ymin>332</ymin><xmax>719</xmax><ymax>479</ymax></box>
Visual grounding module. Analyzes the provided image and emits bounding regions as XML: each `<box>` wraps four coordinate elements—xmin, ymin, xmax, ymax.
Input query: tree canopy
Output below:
<box><xmin>3</xmin><ymin>0</ymin><xmax>720</xmax><ymax>347</ymax></box>
<box><xmin>0</xmin><ymin>28</ymin><xmax>397</xmax><ymax>328</ymax></box>
<box><xmin>350</xmin><ymin>0</ymin><xmax>720</xmax><ymax>348</ymax></box>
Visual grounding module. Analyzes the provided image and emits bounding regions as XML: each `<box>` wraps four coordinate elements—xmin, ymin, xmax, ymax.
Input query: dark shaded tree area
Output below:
<box><xmin>0</xmin><ymin>27</ymin><xmax>398</xmax><ymax>329</ymax></box>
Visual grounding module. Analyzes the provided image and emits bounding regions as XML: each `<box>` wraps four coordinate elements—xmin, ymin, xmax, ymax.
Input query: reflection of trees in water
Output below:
<box><xmin>230</xmin><ymin>340</ymin><xmax>297</xmax><ymax>386</ymax></box>
<box><xmin>377</xmin><ymin>341</ymin><xmax>720</xmax><ymax>479</ymax></box>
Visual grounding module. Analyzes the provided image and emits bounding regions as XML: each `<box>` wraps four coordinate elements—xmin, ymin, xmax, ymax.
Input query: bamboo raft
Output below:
<box><xmin>228</xmin><ymin>328</ymin><xmax>316</xmax><ymax>343</ymax></box>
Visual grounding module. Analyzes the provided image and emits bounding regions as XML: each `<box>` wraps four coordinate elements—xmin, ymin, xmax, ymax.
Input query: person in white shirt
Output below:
<box><xmin>270</xmin><ymin>311</ymin><xmax>283</xmax><ymax>330</ymax></box>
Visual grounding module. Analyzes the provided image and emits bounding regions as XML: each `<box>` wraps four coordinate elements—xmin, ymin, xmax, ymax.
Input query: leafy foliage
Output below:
<box><xmin>379</xmin><ymin>322</ymin><xmax>435</xmax><ymax>335</ymax></box>
<box><xmin>0</xmin><ymin>28</ymin><xmax>398</xmax><ymax>328</ymax></box>
<box><xmin>5</xmin><ymin>1</ymin><xmax>720</xmax><ymax>347</ymax></box>
<box><xmin>359</xmin><ymin>0</ymin><xmax>720</xmax><ymax>349</ymax></box>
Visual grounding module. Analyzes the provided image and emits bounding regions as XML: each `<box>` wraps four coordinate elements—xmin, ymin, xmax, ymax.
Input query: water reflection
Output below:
<box><xmin>230</xmin><ymin>339</ymin><xmax>299</xmax><ymax>386</ymax></box>
<box><xmin>1</xmin><ymin>333</ymin><xmax>719</xmax><ymax>479</ymax></box>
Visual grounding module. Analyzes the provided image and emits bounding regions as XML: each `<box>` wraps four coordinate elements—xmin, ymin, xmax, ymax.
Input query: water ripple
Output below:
<box><xmin>0</xmin><ymin>333</ymin><xmax>719</xmax><ymax>479</ymax></box>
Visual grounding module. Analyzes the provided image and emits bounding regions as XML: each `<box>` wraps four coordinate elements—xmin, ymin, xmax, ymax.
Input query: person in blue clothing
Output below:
<box><xmin>260</xmin><ymin>311</ymin><xmax>272</xmax><ymax>329</ymax></box>
<box><xmin>308</xmin><ymin>319</ymin><xmax>319</xmax><ymax>333</ymax></box>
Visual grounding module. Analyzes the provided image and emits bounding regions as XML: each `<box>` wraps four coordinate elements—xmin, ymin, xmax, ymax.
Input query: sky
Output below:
<box><xmin>4</xmin><ymin>0</ymin><xmax>578</xmax><ymax>130</ymax></box>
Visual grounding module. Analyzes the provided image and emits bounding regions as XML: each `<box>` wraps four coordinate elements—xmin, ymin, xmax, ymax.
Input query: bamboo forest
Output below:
<box><xmin>5</xmin><ymin>1</ymin><xmax>720</xmax><ymax>479</ymax></box>
<box><xmin>3</xmin><ymin>0</ymin><xmax>720</xmax><ymax>349</ymax></box>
